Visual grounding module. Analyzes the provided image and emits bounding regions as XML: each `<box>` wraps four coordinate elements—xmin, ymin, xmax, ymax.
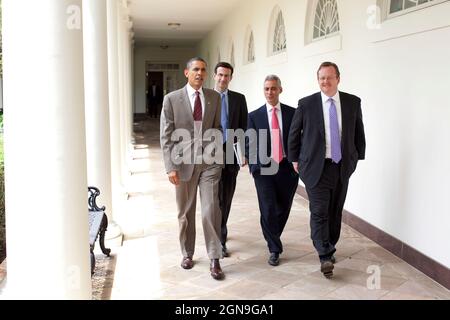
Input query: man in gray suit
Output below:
<box><xmin>160</xmin><ymin>57</ymin><xmax>225</xmax><ymax>280</ymax></box>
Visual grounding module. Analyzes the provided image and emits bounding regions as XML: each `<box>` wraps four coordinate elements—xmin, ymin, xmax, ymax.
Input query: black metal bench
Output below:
<box><xmin>88</xmin><ymin>186</ymin><xmax>111</xmax><ymax>275</ymax></box>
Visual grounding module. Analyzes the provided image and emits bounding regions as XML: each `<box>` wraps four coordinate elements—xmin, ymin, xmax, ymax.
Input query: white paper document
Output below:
<box><xmin>233</xmin><ymin>141</ymin><xmax>245</xmax><ymax>167</ymax></box>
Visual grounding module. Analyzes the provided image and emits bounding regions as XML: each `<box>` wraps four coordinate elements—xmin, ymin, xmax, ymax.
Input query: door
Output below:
<box><xmin>146</xmin><ymin>71</ymin><xmax>164</xmax><ymax>116</ymax></box>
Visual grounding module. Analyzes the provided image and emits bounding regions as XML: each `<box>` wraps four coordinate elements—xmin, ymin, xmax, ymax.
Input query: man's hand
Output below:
<box><xmin>241</xmin><ymin>158</ymin><xmax>248</xmax><ymax>167</ymax></box>
<box><xmin>293</xmin><ymin>162</ymin><xmax>299</xmax><ymax>174</ymax></box>
<box><xmin>168</xmin><ymin>171</ymin><xmax>180</xmax><ymax>186</ymax></box>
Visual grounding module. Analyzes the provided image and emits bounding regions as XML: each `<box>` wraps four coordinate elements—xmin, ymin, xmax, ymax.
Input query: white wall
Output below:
<box><xmin>197</xmin><ymin>0</ymin><xmax>450</xmax><ymax>267</ymax></box>
<box><xmin>133</xmin><ymin>46</ymin><xmax>196</xmax><ymax>113</ymax></box>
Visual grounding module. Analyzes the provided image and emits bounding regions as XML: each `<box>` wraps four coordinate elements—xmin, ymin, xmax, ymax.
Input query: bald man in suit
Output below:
<box><xmin>160</xmin><ymin>57</ymin><xmax>225</xmax><ymax>280</ymax></box>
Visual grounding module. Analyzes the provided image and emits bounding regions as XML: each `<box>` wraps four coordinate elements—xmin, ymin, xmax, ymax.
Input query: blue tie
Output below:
<box><xmin>329</xmin><ymin>98</ymin><xmax>342</xmax><ymax>163</ymax></box>
<box><xmin>221</xmin><ymin>93</ymin><xmax>228</xmax><ymax>143</ymax></box>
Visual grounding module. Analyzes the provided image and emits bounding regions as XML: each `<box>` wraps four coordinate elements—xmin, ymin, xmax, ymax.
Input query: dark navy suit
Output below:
<box><xmin>246</xmin><ymin>104</ymin><xmax>299</xmax><ymax>254</ymax></box>
<box><xmin>219</xmin><ymin>90</ymin><xmax>248</xmax><ymax>246</ymax></box>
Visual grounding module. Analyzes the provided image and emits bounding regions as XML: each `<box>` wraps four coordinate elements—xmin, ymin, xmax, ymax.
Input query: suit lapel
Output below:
<box><xmin>339</xmin><ymin>92</ymin><xmax>349</xmax><ymax>150</ymax></box>
<box><xmin>227</xmin><ymin>91</ymin><xmax>236</xmax><ymax>128</ymax></box>
<box><xmin>258</xmin><ymin>105</ymin><xmax>270</xmax><ymax>154</ymax></box>
<box><xmin>180</xmin><ymin>86</ymin><xmax>194</xmax><ymax>122</ymax></box>
<box><xmin>315</xmin><ymin>93</ymin><xmax>325</xmax><ymax>139</ymax></box>
<box><xmin>202</xmin><ymin>89</ymin><xmax>213</xmax><ymax>129</ymax></box>
<box><xmin>280</xmin><ymin>104</ymin><xmax>290</xmax><ymax>148</ymax></box>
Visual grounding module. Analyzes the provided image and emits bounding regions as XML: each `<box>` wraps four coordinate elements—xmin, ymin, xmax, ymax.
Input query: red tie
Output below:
<box><xmin>271</xmin><ymin>107</ymin><xmax>283</xmax><ymax>163</ymax></box>
<box><xmin>193</xmin><ymin>91</ymin><xmax>202</xmax><ymax>121</ymax></box>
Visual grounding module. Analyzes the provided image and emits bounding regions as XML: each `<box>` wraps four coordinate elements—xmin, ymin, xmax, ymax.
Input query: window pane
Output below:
<box><xmin>272</xmin><ymin>11</ymin><xmax>287</xmax><ymax>53</ymax></box>
<box><xmin>405</xmin><ymin>0</ymin><xmax>418</xmax><ymax>9</ymax></box>
<box><xmin>389</xmin><ymin>0</ymin><xmax>445</xmax><ymax>15</ymax></box>
<box><xmin>313</xmin><ymin>0</ymin><xmax>340</xmax><ymax>40</ymax></box>
<box><xmin>390</xmin><ymin>0</ymin><xmax>404</xmax><ymax>13</ymax></box>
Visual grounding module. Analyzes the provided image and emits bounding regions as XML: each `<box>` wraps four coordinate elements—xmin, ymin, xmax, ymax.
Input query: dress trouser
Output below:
<box><xmin>219</xmin><ymin>163</ymin><xmax>239</xmax><ymax>246</ymax></box>
<box><xmin>253</xmin><ymin>160</ymin><xmax>299</xmax><ymax>254</ymax></box>
<box><xmin>175</xmin><ymin>164</ymin><xmax>223</xmax><ymax>260</ymax></box>
<box><xmin>306</xmin><ymin>160</ymin><xmax>349</xmax><ymax>261</ymax></box>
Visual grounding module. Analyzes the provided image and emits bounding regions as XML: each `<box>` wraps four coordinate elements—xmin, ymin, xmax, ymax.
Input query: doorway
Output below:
<box><xmin>146</xmin><ymin>71</ymin><xmax>164</xmax><ymax>118</ymax></box>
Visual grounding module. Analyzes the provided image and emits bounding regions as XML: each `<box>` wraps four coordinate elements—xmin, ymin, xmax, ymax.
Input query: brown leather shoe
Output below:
<box><xmin>321</xmin><ymin>260</ymin><xmax>334</xmax><ymax>278</ymax></box>
<box><xmin>210</xmin><ymin>259</ymin><xmax>224</xmax><ymax>280</ymax></box>
<box><xmin>181</xmin><ymin>257</ymin><xmax>193</xmax><ymax>270</ymax></box>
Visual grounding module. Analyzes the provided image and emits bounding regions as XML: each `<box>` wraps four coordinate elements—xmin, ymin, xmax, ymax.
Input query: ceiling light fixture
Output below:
<box><xmin>168</xmin><ymin>22</ymin><xmax>181</xmax><ymax>30</ymax></box>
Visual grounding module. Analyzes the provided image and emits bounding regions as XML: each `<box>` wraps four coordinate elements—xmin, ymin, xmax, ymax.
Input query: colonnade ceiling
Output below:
<box><xmin>129</xmin><ymin>0</ymin><xmax>241</xmax><ymax>47</ymax></box>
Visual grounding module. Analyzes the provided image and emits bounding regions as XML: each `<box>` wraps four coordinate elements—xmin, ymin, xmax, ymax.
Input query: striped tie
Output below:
<box><xmin>193</xmin><ymin>91</ymin><xmax>202</xmax><ymax>121</ymax></box>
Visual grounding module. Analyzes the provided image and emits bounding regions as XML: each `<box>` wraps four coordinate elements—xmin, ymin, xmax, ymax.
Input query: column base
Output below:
<box><xmin>105</xmin><ymin>221</ymin><xmax>123</xmax><ymax>248</ymax></box>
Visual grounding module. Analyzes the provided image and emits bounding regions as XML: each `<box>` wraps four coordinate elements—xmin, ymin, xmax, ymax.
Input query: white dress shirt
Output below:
<box><xmin>186</xmin><ymin>83</ymin><xmax>205</xmax><ymax>116</ymax></box>
<box><xmin>321</xmin><ymin>91</ymin><xmax>342</xmax><ymax>159</ymax></box>
<box><xmin>266</xmin><ymin>102</ymin><xmax>286</xmax><ymax>157</ymax></box>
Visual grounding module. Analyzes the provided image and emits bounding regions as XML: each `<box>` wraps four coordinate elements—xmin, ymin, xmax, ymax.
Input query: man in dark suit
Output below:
<box><xmin>246</xmin><ymin>75</ymin><xmax>299</xmax><ymax>266</ymax></box>
<box><xmin>288</xmin><ymin>62</ymin><xmax>366</xmax><ymax>278</ymax></box>
<box><xmin>148</xmin><ymin>81</ymin><xmax>163</xmax><ymax>118</ymax></box>
<box><xmin>213</xmin><ymin>62</ymin><xmax>248</xmax><ymax>257</ymax></box>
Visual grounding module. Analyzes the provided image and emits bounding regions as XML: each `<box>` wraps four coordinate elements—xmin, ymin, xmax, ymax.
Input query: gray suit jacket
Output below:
<box><xmin>160</xmin><ymin>85</ymin><xmax>222</xmax><ymax>181</ymax></box>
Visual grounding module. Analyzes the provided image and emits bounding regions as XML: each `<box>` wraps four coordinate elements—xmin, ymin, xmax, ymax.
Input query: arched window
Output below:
<box><xmin>273</xmin><ymin>11</ymin><xmax>287</xmax><ymax>53</ymax></box>
<box><xmin>230</xmin><ymin>43</ymin><xmax>235</xmax><ymax>67</ymax></box>
<box><xmin>244</xmin><ymin>26</ymin><xmax>255</xmax><ymax>64</ymax></box>
<box><xmin>313</xmin><ymin>0</ymin><xmax>340</xmax><ymax>40</ymax></box>
<box><xmin>388</xmin><ymin>0</ymin><xmax>447</xmax><ymax>16</ymax></box>
<box><xmin>268</xmin><ymin>6</ymin><xmax>287</xmax><ymax>55</ymax></box>
<box><xmin>248</xmin><ymin>32</ymin><xmax>255</xmax><ymax>63</ymax></box>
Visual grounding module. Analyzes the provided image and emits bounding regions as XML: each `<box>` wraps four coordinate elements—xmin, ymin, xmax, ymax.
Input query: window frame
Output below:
<box><xmin>387</xmin><ymin>0</ymin><xmax>449</xmax><ymax>19</ymax></box>
<box><xmin>311</xmin><ymin>0</ymin><xmax>341</xmax><ymax>42</ymax></box>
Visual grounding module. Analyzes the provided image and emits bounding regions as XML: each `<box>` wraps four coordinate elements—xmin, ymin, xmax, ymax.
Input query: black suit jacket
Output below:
<box><xmin>247</xmin><ymin>103</ymin><xmax>296</xmax><ymax>174</ymax></box>
<box><xmin>226</xmin><ymin>90</ymin><xmax>248</xmax><ymax>136</ymax></box>
<box><xmin>287</xmin><ymin>92</ymin><xmax>366</xmax><ymax>188</ymax></box>
<box><xmin>224</xmin><ymin>90</ymin><xmax>248</xmax><ymax>169</ymax></box>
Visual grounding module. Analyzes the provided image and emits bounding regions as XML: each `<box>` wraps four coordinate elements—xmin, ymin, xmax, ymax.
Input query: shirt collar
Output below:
<box><xmin>321</xmin><ymin>91</ymin><xmax>340</xmax><ymax>104</ymax></box>
<box><xmin>266</xmin><ymin>102</ymin><xmax>281</xmax><ymax>112</ymax></box>
<box><xmin>186</xmin><ymin>83</ymin><xmax>204</xmax><ymax>97</ymax></box>
<box><xmin>215</xmin><ymin>88</ymin><xmax>228</xmax><ymax>97</ymax></box>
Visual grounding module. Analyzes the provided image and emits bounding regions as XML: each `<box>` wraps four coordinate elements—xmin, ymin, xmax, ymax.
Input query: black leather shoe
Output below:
<box><xmin>321</xmin><ymin>260</ymin><xmax>334</xmax><ymax>278</ymax></box>
<box><xmin>268</xmin><ymin>253</ymin><xmax>280</xmax><ymax>266</ymax></box>
<box><xmin>181</xmin><ymin>257</ymin><xmax>193</xmax><ymax>270</ymax></box>
<box><xmin>222</xmin><ymin>245</ymin><xmax>229</xmax><ymax>258</ymax></box>
<box><xmin>210</xmin><ymin>259</ymin><xmax>225</xmax><ymax>280</ymax></box>
<box><xmin>330</xmin><ymin>255</ymin><xmax>336</xmax><ymax>264</ymax></box>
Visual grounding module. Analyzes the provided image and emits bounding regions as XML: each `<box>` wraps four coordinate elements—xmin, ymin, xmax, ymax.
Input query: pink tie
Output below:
<box><xmin>271</xmin><ymin>107</ymin><xmax>283</xmax><ymax>163</ymax></box>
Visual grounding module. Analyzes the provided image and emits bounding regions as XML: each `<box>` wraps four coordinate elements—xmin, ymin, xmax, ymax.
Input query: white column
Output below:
<box><xmin>117</xmin><ymin>5</ymin><xmax>130</xmax><ymax>183</ymax></box>
<box><xmin>82</xmin><ymin>0</ymin><xmax>121</xmax><ymax>241</ymax></box>
<box><xmin>107</xmin><ymin>0</ymin><xmax>127</xmax><ymax>220</ymax></box>
<box><xmin>3</xmin><ymin>0</ymin><xmax>91</xmax><ymax>299</ymax></box>
<box><xmin>127</xmin><ymin>23</ymin><xmax>135</xmax><ymax>146</ymax></box>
